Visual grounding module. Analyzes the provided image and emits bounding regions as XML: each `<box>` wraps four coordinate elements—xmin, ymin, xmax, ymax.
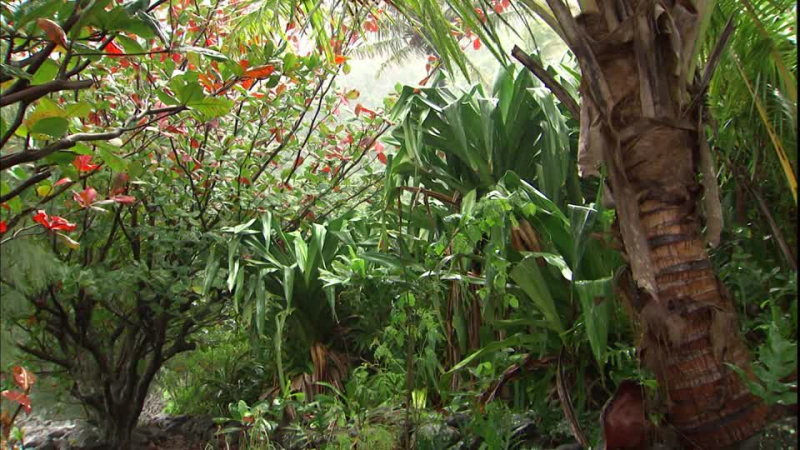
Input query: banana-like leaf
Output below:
<box><xmin>574</xmin><ymin>277</ymin><xmax>613</xmax><ymax>365</ymax></box>
<box><xmin>510</xmin><ymin>255</ymin><xmax>564</xmax><ymax>334</ymax></box>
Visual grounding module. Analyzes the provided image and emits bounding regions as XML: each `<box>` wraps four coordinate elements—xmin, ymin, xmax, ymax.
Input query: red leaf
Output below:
<box><xmin>72</xmin><ymin>155</ymin><xmax>100</xmax><ymax>172</ymax></box>
<box><xmin>12</xmin><ymin>366</ymin><xmax>36</xmax><ymax>391</ymax></box>
<box><xmin>32</xmin><ymin>210</ymin><xmax>49</xmax><ymax>227</ymax></box>
<box><xmin>354</xmin><ymin>103</ymin><xmax>376</xmax><ymax>118</ymax></box>
<box><xmin>33</xmin><ymin>210</ymin><xmax>76</xmax><ymax>232</ymax></box>
<box><xmin>322</xmin><ymin>166</ymin><xmax>331</xmax><ymax>174</ymax></box>
<box><xmin>374</xmin><ymin>141</ymin><xmax>385</xmax><ymax>152</ymax></box>
<box><xmin>474</xmin><ymin>7</ymin><xmax>487</xmax><ymax>22</ymax></box>
<box><xmin>377</xmin><ymin>152</ymin><xmax>387</xmax><ymax>164</ymax></box>
<box><xmin>72</xmin><ymin>187</ymin><xmax>97</xmax><ymax>208</ymax></box>
<box><xmin>0</xmin><ymin>221</ymin><xmax>6</xmax><ymax>234</ymax></box>
<box><xmin>473</xmin><ymin>38</ymin><xmax>481</xmax><ymax>50</ymax></box>
<box><xmin>49</xmin><ymin>216</ymin><xmax>77</xmax><ymax>232</ymax></box>
<box><xmin>191</xmin><ymin>139</ymin><xmax>201</xmax><ymax>149</ymax></box>
<box><xmin>106</xmin><ymin>41</ymin><xmax>124</xmax><ymax>57</ymax></box>
<box><xmin>1</xmin><ymin>390</ymin><xmax>31</xmax><ymax>413</ymax></box>
<box><xmin>110</xmin><ymin>195</ymin><xmax>136</xmax><ymax>205</ymax></box>
<box><xmin>239</xmin><ymin>59</ymin><xmax>250</xmax><ymax>70</ymax></box>
<box><xmin>333</xmin><ymin>55</ymin><xmax>347</xmax><ymax>65</ymax></box>
<box><xmin>240</xmin><ymin>78</ymin><xmax>254</xmax><ymax>89</ymax></box>
<box><xmin>37</xmin><ymin>19</ymin><xmax>68</xmax><ymax>48</ymax></box>
<box><xmin>276</xmin><ymin>84</ymin><xmax>287</xmax><ymax>95</ymax></box>
<box><xmin>243</xmin><ymin>65</ymin><xmax>275</xmax><ymax>79</ymax></box>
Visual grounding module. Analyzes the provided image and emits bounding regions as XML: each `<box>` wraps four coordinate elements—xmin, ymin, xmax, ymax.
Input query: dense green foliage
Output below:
<box><xmin>0</xmin><ymin>0</ymin><xmax>795</xmax><ymax>448</ymax></box>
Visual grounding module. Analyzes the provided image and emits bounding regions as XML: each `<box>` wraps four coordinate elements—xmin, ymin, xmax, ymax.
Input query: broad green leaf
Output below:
<box><xmin>510</xmin><ymin>256</ymin><xmax>563</xmax><ymax>333</ymax></box>
<box><xmin>361</xmin><ymin>252</ymin><xmax>405</xmax><ymax>271</ymax></box>
<box><xmin>136</xmin><ymin>11</ymin><xmax>168</xmax><ymax>45</ymax></box>
<box><xmin>116</xmin><ymin>34</ymin><xmax>144</xmax><ymax>54</ymax></box>
<box><xmin>30</xmin><ymin>59</ymin><xmax>59</xmax><ymax>86</ymax></box>
<box><xmin>520</xmin><ymin>252</ymin><xmax>573</xmax><ymax>281</ymax></box>
<box><xmin>188</xmin><ymin>97</ymin><xmax>234</xmax><ymax>120</ymax></box>
<box><xmin>575</xmin><ymin>277</ymin><xmax>613</xmax><ymax>365</ymax></box>
<box><xmin>293</xmin><ymin>234</ymin><xmax>308</xmax><ymax>275</ymax></box>
<box><xmin>226</xmin><ymin>235</ymin><xmax>241</xmax><ymax>292</ymax></box>
<box><xmin>96</xmin><ymin>144</ymin><xmax>128</xmax><ymax>172</ymax></box>
<box><xmin>461</xmin><ymin>189</ymin><xmax>477</xmax><ymax>220</ymax></box>
<box><xmin>202</xmin><ymin>246</ymin><xmax>220</xmax><ymax>295</ymax></box>
<box><xmin>63</xmin><ymin>101</ymin><xmax>92</xmax><ymax>119</ymax></box>
<box><xmin>261</xmin><ymin>212</ymin><xmax>272</xmax><ymax>254</ymax></box>
<box><xmin>283</xmin><ymin>265</ymin><xmax>295</xmax><ymax>308</ymax></box>
<box><xmin>30</xmin><ymin>116</ymin><xmax>68</xmax><ymax>138</ymax></box>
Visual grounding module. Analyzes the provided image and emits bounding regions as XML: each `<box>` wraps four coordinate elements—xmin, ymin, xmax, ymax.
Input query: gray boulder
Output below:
<box><xmin>413</xmin><ymin>422</ymin><xmax>461</xmax><ymax>450</ymax></box>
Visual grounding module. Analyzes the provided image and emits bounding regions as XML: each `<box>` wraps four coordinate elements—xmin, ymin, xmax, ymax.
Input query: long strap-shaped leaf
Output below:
<box><xmin>733</xmin><ymin>53</ymin><xmax>798</xmax><ymax>202</ymax></box>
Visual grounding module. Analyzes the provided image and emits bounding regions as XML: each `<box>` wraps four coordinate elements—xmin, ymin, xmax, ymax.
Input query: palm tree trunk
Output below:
<box><xmin>559</xmin><ymin>0</ymin><xmax>770</xmax><ymax>447</ymax></box>
<box><xmin>635</xmin><ymin>197</ymin><xmax>768</xmax><ymax>448</ymax></box>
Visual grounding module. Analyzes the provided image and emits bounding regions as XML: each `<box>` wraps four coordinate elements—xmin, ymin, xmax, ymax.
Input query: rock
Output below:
<box><xmin>66</xmin><ymin>424</ymin><xmax>104</xmax><ymax>449</ymax></box>
<box><xmin>445</xmin><ymin>413</ymin><xmax>471</xmax><ymax>428</ymax></box>
<box><xmin>508</xmin><ymin>413</ymin><xmax>538</xmax><ymax>443</ymax></box>
<box><xmin>37</xmin><ymin>439</ymin><xmax>60</xmax><ymax>450</ymax></box>
<box><xmin>413</xmin><ymin>422</ymin><xmax>461</xmax><ymax>450</ymax></box>
<box><xmin>135</xmin><ymin>424</ymin><xmax>167</xmax><ymax>442</ymax></box>
<box><xmin>23</xmin><ymin>422</ymin><xmax>76</xmax><ymax>449</ymax></box>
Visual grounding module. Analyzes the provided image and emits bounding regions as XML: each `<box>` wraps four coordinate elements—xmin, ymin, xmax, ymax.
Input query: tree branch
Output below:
<box><xmin>0</xmin><ymin>79</ymin><xmax>94</xmax><ymax>107</ymax></box>
<box><xmin>0</xmin><ymin>169</ymin><xmax>52</xmax><ymax>204</ymax></box>
<box><xmin>0</xmin><ymin>106</ymin><xmax>185</xmax><ymax>171</ymax></box>
<box><xmin>511</xmin><ymin>45</ymin><xmax>579</xmax><ymax>119</ymax></box>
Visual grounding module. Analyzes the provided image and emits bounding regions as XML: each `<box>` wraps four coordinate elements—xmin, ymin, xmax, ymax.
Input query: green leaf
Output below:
<box><xmin>293</xmin><ymin>234</ymin><xmax>308</xmax><ymax>275</ymax></box>
<box><xmin>446</xmin><ymin>333</ymin><xmax>542</xmax><ymax>374</ymax></box>
<box><xmin>187</xmin><ymin>97</ymin><xmax>234</xmax><ymax>120</ymax></box>
<box><xmin>116</xmin><ymin>34</ymin><xmax>144</xmax><ymax>54</ymax></box>
<box><xmin>156</xmin><ymin>90</ymin><xmax>179</xmax><ymax>106</ymax></box>
<box><xmin>30</xmin><ymin>59</ymin><xmax>59</xmax><ymax>86</ymax></box>
<box><xmin>460</xmin><ymin>189</ymin><xmax>476</xmax><ymax>220</ymax></box>
<box><xmin>30</xmin><ymin>116</ymin><xmax>68</xmax><ymax>138</ymax></box>
<box><xmin>0</xmin><ymin>63</ymin><xmax>32</xmax><ymax>81</ymax></box>
<box><xmin>202</xmin><ymin>246</ymin><xmax>220</xmax><ymax>295</ymax></box>
<box><xmin>361</xmin><ymin>252</ymin><xmax>405</xmax><ymax>271</ymax></box>
<box><xmin>44</xmin><ymin>151</ymin><xmax>76</xmax><ymax>166</ymax></box>
<box><xmin>575</xmin><ymin>277</ymin><xmax>612</xmax><ymax>365</ymax></box>
<box><xmin>63</xmin><ymin>101</ymin><xmax>92</xmax><ymax>119</ymax></box>
<box><xmin>96</xmin><ymin>144</ymin><xmax>128</xmax><ymax>172</ymax></box>
<box><xmin>520</xmin><ymin>252</ymin><xmax>573</xmax><ymax>281</ymax></box>
<box><xmin>177</xmin><ymin>45</ymin><xmax>229</xmax><ymax>61</ymax></box>
<box><xmin>261</xmin><ymin>212</ymin><xmax>272</xmax><ymax>254</ymax></box>
<box><xmin>510</xmin><ymin>256</ymin><xmax>563</xmax><ymax>333</ymax></box>
<box><xmin>283</xmin><ymin>265</ymin><xmax>295</xmax><ymax>308</ymax></box>
<box><xmin>255</xmin><ymin>269</ymin><xmax>266</xmax><ymax>335</ymax></box>
<box><xmin>136</xmin><ymin>11</ymin><xmax>168</xmax><ymax>45</ymax></box>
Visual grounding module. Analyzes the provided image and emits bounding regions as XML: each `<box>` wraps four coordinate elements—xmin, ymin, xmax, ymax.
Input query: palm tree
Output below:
<box><xmin>387</xmin><ymin>0</ymin><xmax>796</xmax><ymax>447</ymax></box>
